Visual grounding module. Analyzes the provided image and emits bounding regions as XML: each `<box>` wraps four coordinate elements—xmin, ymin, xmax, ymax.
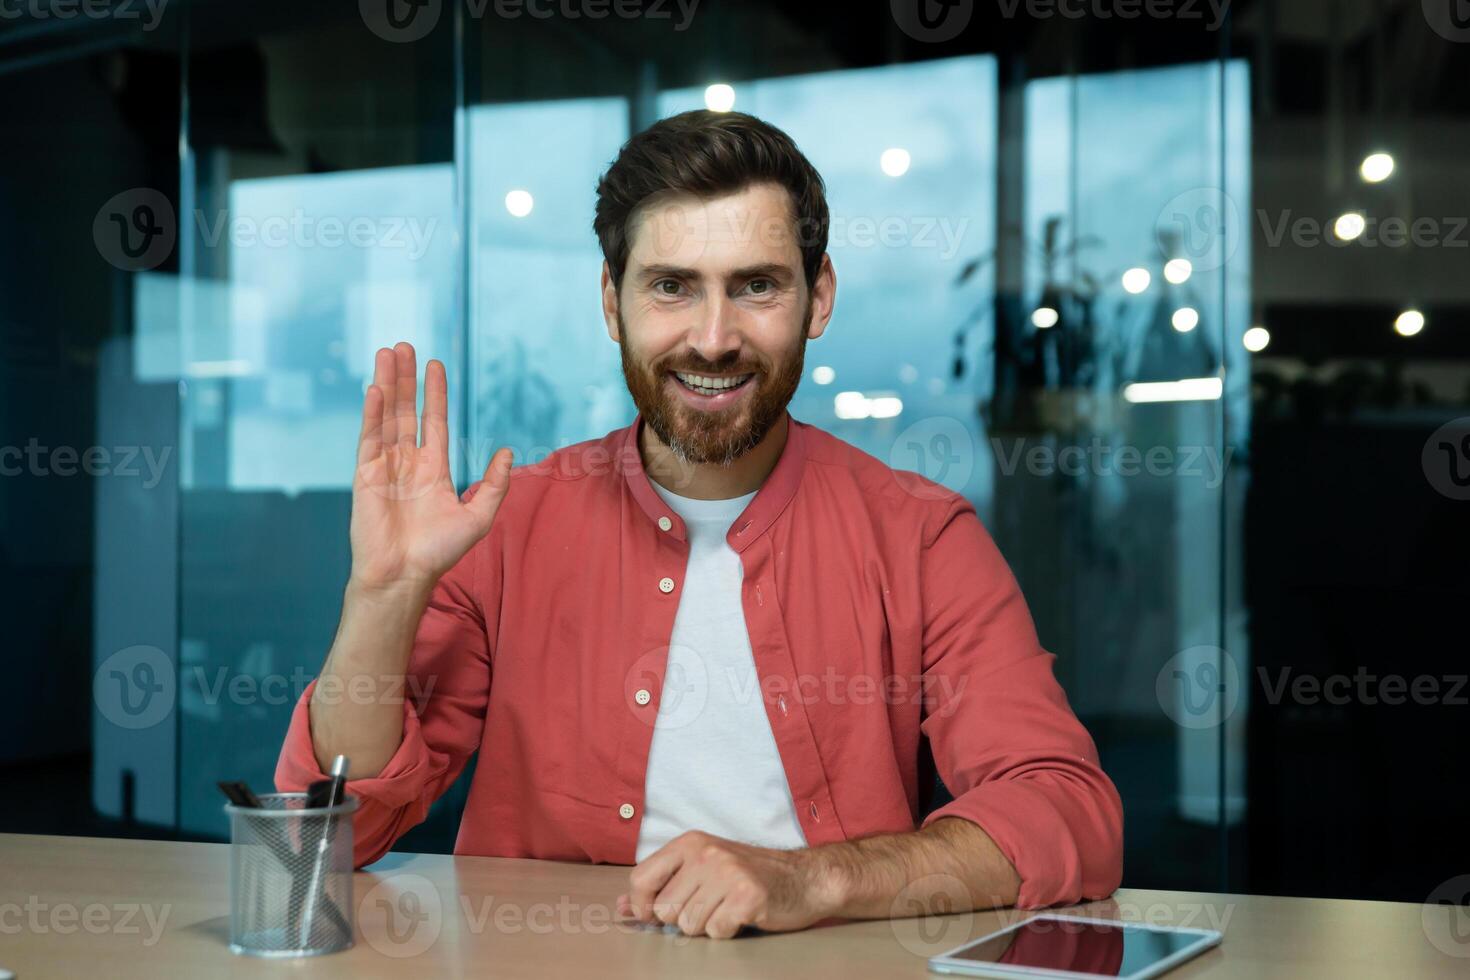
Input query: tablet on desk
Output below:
<box><xmin>929</xmin><ymin>915</ymin><xmax>1221</xmax><ymax>980</ymax></box>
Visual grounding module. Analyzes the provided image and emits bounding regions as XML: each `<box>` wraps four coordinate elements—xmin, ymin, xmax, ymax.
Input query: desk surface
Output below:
<box><xmin>1</xmin><ymin>833</ymin><xmax>1464</xmax><ymax>978</ymax></box>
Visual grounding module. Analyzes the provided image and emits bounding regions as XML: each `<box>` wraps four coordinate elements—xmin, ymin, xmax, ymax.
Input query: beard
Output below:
<box><xmin>618</xmin><ymin>302</ymin><xmax>810</xmax><ymax>468</ymax></box>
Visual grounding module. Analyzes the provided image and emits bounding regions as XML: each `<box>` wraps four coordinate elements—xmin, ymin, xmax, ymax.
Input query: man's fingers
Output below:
<box><xmin>651</xmin><ymin>865</ymin><xmax>702</xmax><ymax>926</ymax></box>
<box><xmin>675</xmin><ymin>883</ymin><xmax>723</xmax><ymax>937</ymax></box>
<box><xmin>421</xmin><ymin>358</ymin><xmax>449</xmax><ymax>455</ymax></box>
<box><xmin>394</xmin><ymin>342</ymin><xmax>418</xmax><ymax>453</ymax></box>
<box><xmin>627</xmin><ymin>847</ymin><xmax>686</xmax><ymax>921</ymax></box>
<box><xmin>375</xmin><ymin>347</ymin><xmax>398</xmax><ymax>448</ymax></box>
<box><xmin>464</xmin><ymin>448</ymin><xmax>514</xmax><ymax>528</ymax></box>
<box><xmin>703</xmin><ymin>896</ymin><xmax>751</xmax><ymax>940</ymax></box>
<box><xmin>358</xmin><ymin>384</ymin><xmax>384</xmax><ymax>466</ymax></box>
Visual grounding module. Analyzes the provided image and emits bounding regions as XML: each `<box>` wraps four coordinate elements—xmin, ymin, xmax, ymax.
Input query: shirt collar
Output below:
<box><xmin>619</xmin><ymin>410</ymin><xmax>807</xmax><ymax>551</ymax></box>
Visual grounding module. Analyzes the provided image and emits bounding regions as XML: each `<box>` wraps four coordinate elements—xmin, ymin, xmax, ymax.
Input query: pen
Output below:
<box><xmin>296</xmin><ymin>754</ymin><xmax>349</xmax><ymax>947</ymax></box>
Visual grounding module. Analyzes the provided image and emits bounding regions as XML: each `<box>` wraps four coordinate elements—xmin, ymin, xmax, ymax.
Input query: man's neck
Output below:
<box><xmin>640</xmin><ymin>412</ymin><xmax>789</xmax><ymax>501</ymax></box>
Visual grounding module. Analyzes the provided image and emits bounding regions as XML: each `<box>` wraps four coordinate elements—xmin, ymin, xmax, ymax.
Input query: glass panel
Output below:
<box><xmin>168</xmin><ymin>7</ymin><xmax>460</xmax><ymax>838</ymax></box>
<box><xmin>466</xmin><ymin>97</ymin><xmax>632</xmax><ymax>469</ymax></box>
<box><xmin>1011</xmin><ymin>62</ymin><xmax>1251</xmax><ymax>888</ymax></box>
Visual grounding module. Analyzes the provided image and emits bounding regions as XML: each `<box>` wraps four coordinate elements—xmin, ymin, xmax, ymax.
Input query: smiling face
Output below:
<box><xmin>603</xmin><ymin>182</ymin><xmax>834</xmax><ymax>467</ymax></box>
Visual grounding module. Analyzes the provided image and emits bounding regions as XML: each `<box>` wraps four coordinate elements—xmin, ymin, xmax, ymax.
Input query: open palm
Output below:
<box><xmin>350</xmin><ymin>342</ymin><xmax>512</xmax><ymax>593</ymax></box>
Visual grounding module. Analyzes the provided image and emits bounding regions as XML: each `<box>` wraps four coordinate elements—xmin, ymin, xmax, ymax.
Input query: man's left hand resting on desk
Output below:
<box><xmin>618</xmin><ymin>818</ymin><xmax>1019</xmax><ymax>939</ymax></box>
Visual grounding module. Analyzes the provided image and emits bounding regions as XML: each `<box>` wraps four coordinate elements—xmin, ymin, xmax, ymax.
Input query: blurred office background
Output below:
<box><xmin>1</xmin><ymin>0</ymin><xmax>1465</xmax><ymax>904</ymax></box>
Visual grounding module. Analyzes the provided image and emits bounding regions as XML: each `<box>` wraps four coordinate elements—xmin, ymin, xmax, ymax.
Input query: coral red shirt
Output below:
<box><xmin>275</xmin><ymin>411</ymin><xmax>1123</xmax><ymax>908</ymax></box>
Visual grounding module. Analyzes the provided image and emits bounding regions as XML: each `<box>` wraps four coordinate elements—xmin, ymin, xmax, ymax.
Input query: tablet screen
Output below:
<box><xmin>948</xmin><ymin>917</ymin><xmax>1200</xmax><ymax>977</ymax></box>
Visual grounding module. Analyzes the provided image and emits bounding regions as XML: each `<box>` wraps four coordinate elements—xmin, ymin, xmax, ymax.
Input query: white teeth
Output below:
<box><xmin>674</xmin><ymin>371</ymin><xmax>752</xmax><ymax>391</ymax></box>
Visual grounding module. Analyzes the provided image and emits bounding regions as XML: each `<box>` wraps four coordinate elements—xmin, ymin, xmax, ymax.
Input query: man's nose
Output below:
<box><xmin>685</xmin><ymin>292</ymin><xmax>744</xmax><ymax>366</ymax></box>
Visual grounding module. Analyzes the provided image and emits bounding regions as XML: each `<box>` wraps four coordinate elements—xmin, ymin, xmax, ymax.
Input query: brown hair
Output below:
<box><xmin>593</xmin><ymin>109</ymin><xmax>830</xmax><ymax>291</ymax></box>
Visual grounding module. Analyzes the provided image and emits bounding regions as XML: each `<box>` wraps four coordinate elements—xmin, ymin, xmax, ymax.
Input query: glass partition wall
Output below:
<box><xmin>80</xmin><ymin>1</ymin><xmax>1244</xmax><ymax>892</ymax></box>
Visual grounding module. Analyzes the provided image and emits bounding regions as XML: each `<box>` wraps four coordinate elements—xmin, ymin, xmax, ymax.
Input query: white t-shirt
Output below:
<box><xmin>634</xmin><ymin>480</ymin><xmax>808</xmax><ymax>861</ymax></box>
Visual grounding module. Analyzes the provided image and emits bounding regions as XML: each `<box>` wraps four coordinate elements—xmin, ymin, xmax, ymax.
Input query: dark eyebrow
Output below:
<box><xmin>729</xmin><ymin>263</ymin><xmax>794</xmax><ymax>282</ymax></box>
<box><xmin>636</xmin><ymin>264</ymin><xmax>699</xmax><ymax>280</ymax></box>
<box><xmin>634</xmin><ymin>262</ymin><xmax>795</xmax><ymax>283</ymax></box>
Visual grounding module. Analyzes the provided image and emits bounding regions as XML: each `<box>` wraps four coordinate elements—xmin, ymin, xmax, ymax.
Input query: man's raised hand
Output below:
<box><xmin>349</xmin><ymin>342</ymin><xmax>512</xmax><ymax>595</ymax></box>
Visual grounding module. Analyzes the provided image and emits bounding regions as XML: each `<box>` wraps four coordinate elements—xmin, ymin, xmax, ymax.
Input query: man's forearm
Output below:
<box><xmin>307</xmin><ymin>578</ymin><xmax>432</xmax><ymax>778</ymax></box>
<box><xmin>807</xmin><ymin>817</ymin><xmax>1021</xmax><ymax>920</ymax></box>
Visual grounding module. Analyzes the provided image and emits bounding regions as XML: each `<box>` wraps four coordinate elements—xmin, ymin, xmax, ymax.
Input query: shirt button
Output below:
<box><xmin>619</xmin><ymin>803</ymin><xmax>636</xmax><ymax>820</ymax></box>
<box><xmin>658</xmin><ymin>516</ymin><xmax>672</xmax><ymax>531</ymax></box>
<box><xmin>634</xmin><ymin>689</ymin><xmax>652</xmax><ymax>706</ymax></box>
<box><xmin>658</xmin><ymin>576</ymin><xmax>675</xmax><ymax>593</ymax></box>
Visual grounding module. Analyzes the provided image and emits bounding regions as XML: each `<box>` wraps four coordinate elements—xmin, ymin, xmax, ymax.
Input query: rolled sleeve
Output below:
<box><xmin>917</xmin><ymin>495</ymin><xmax>1124</xmax><ymax>908</ymax></box>
<box><xmin>275</xmin><ymin>678</ymin><xmax>444</xmax><ymax>868</ymax></box>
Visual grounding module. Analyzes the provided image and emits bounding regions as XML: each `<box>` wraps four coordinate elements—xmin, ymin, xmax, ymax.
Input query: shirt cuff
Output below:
<box><xmin>921</xmin><ymin>776</ymin><xmax>1118</xmax><ymax>909</ymax></box>
<box><xmin>273</xmin><ymin>677</ymin><xmax>435</xmax><ymax>865</ymax></box>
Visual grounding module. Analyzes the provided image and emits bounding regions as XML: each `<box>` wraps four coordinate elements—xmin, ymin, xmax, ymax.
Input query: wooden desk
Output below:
<box><xmin>1</xmin><ymin>833</ymin><xmax>1464</xmax><ymax>978</ymax></box>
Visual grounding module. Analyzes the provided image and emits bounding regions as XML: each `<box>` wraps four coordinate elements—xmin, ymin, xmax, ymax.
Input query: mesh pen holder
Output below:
<box><xmin>224</xmin><ymin>792</ymin><xmax>359</xmax><ymax>957</ymax></box>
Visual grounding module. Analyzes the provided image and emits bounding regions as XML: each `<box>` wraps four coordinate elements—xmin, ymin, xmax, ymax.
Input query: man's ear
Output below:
<box><xmin>806</xmin><ymin>253</ymin><xmax>837</xmax><ymax>341</ymax></box>
<box><xmin>601</xmin><ymin>261</ymin><xmax>621</xmax><ymax>343</ymax></box>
